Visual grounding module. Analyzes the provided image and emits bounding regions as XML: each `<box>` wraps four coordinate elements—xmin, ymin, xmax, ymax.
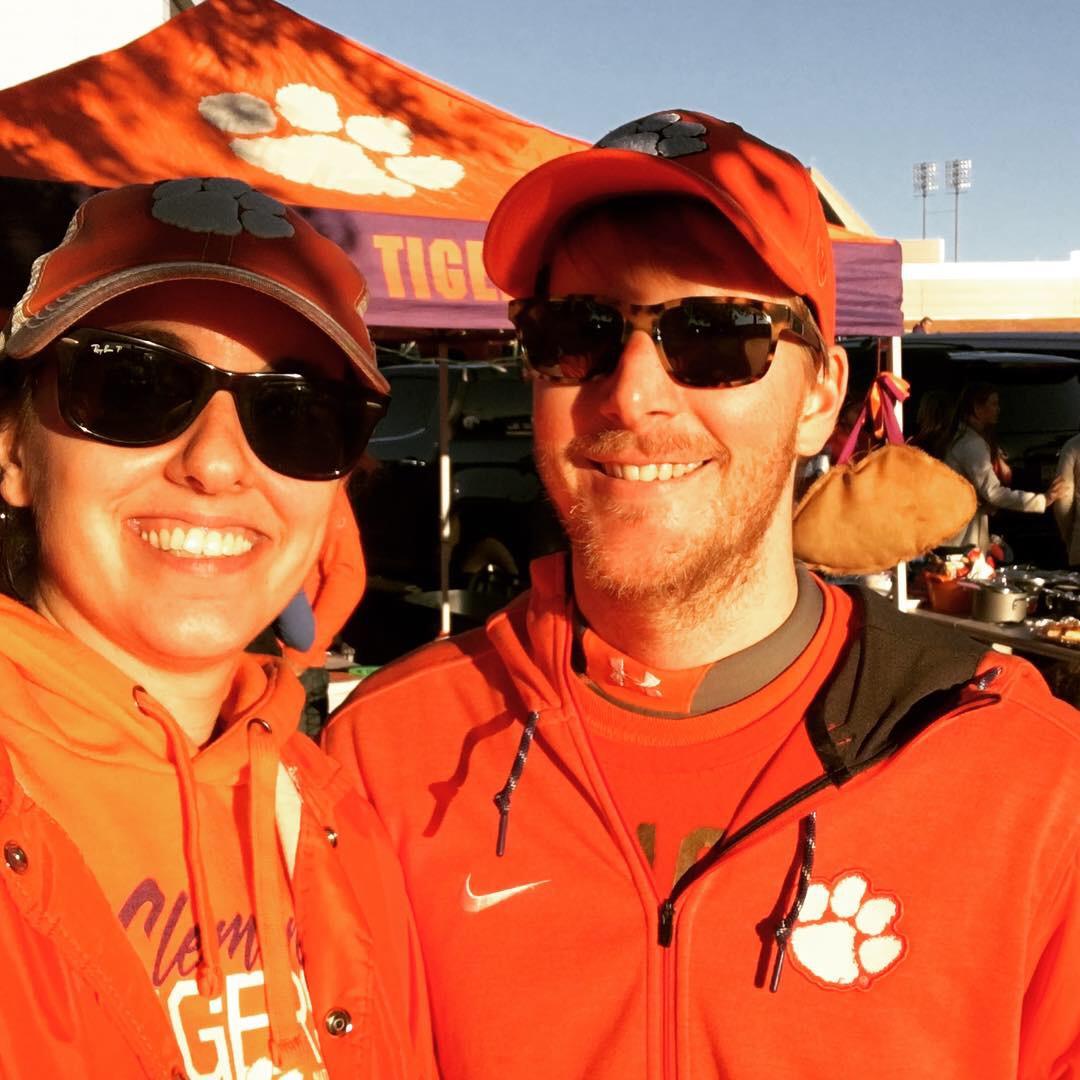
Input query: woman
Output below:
<box><xmin>908</xmin><ymin>388</ymin><xmax>954</xmax><ymax>460</ymax></box>
<box><xmin>0</xmin><ymin>180</ymin><xmax>433</xmax><ymax>1078</ymax></box>
<box><xmin>944</xmin><ymin>381</ymin><xmax>1062</xmax><ymax>551</ymax></box>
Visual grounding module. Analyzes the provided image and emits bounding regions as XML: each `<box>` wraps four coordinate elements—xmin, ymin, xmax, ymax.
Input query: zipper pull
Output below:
<box><xmin>769</xmin><ymin>929</ymin><xmax>790</xmax><ymax>993</ymax></box>
<box><xmin>657</xmin><ymin>899</ymin><xmax>675</xmax><ymax>947</ymax></box>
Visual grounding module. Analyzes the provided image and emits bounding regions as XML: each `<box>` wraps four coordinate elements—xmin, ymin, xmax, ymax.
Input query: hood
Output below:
<box><xmin>283</xmin><ymin>484</ymin><xmax>367</xmax><ymax>669</ymax></box>
<box><xmin>807</xmin><ymin>587</ymin><xmax>990</xmax><ymax>783</ymax></box>
<box><xmin>0</xmin><ymin>593</ymin><xmax>300</xmax><ymax>780</ymax></box>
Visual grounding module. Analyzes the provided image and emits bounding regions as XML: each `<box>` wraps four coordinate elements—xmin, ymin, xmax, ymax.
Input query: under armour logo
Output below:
<box><xmin>609</xmin><ymin>658</ymin><xmax>663</xmax><ymax>697</ymax></box>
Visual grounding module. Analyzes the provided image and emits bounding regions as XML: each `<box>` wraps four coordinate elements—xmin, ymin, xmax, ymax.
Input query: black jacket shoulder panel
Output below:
<box><xmin>807</xmin><ymin>587</ymin><xmax>989</xmax><ymax>781</ymax></box>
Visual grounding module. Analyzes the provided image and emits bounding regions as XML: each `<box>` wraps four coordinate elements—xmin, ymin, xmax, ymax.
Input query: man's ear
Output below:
<box><xmin>795</xmin><ymin>345</ymin><xmax>848</xmax><ymax>457</ymax></box>
<box><xmin>0</xmin><ymin>420</ymin><xmax>32</xmax><ymax>509</ymax></box>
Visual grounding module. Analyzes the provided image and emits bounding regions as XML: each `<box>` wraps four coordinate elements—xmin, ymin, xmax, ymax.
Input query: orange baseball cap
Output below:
<box><xmin>484</xmin><ymin>110</ymin><xmax>836</xmax><ymax>345</ymax></box>
<box><xmin>1</xmin><ymin>177</ymin><xmax>386</xmax><ymax>393</ymax></box>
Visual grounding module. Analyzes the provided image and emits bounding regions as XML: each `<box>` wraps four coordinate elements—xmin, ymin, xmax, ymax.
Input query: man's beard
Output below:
<box><xmin>537</xmin><ymin>425</ymin><xmax>798</xmax><ymax>610</ymax></box>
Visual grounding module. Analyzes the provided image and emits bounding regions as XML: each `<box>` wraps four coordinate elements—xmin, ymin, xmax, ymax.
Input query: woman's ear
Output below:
<box><xmin>795</xmin><ymin>345</ymin><xmax>849</xmax><ymax>458</ymax></box>
<box><xmin>0</xmin><ymin>421</ymin><xmax>32</xmax><ymax>508</ymax></box>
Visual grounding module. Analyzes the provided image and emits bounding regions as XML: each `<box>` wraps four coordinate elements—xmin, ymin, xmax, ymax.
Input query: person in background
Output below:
<box><xmin>0</xmin><ymin>179</ymin><xmax>433</xmax><ymax>1078</ymax></box>
<box><xmin>326</xmin><ymin>112</ymin><xmax>1080</xmax><ymax>1079</ymax></box>
<box><xmin>944</xmin><ymin>381</ymin><xmax>1062</xmax><ymax>550</ymax></box>
<box><xmin>1053</xmin><ymin>430</ymin><xmax>1080</xmax><ymax>566</ymax></box>
<box><xmin>911</xmin><ymin>315</ymin><xmax>934</xmax><ymax>333</ymax></box>
<box><xmin>908</xmin><ymin>387</ymin><xmax>955</xmax><ymax>459</ymax></box>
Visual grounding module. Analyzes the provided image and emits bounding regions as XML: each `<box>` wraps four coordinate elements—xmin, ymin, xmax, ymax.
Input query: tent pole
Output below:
<box><xmin>437</xmin><ymin>344</ymin><xmax>452</xmax><ymax>638</ymax></box>
<box><xmin>886</xmin><ymin>334</ymin><xmax>908</xmax><ymax>612</ymax></box>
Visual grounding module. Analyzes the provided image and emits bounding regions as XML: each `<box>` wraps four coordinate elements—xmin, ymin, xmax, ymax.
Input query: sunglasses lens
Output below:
<box><xmin>62</xmin><ymin>340</ymin><xmax>201</xmax><ymax>444</ymax></box>
<box><xmin>659</xmin><ymin>301</ymin><xmax>774</xmax><ymax>388</ymax></box>
<box><xmin>59</xmin><ymin>333</ymin><xmax>384</xmax><ymax>481</ymax></box>
<box><xmin>245</xmin><ymin>379</ymin><xmax>381</xmax><ymax>480</ymax></box>
<box><xmin>513</xmin><ymin>298</ymin><xmax>623</xmax><ymax>382</ymax></box>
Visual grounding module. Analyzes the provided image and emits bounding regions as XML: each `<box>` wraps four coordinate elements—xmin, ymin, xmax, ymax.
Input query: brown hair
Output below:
<box><xmin>0</xmin><ymin>354</ymin><xmax>36</xmax><ymax>599</ymax></box>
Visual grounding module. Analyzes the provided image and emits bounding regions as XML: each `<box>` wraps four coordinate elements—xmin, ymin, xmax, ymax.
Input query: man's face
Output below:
<box><xmin>532</xmin><ymin>210</ymin><xmax>845</xmax><ymax>604</ymax></box>
<box><xmin>0</xmin><ymin>281</ymin><xmax>345</xmax><ymax>670</ymax></box>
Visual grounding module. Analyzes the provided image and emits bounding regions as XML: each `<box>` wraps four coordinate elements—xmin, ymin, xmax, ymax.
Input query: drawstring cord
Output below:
<box><xmin>134</xmin><ymin>688</ymin><xmax>223</xmax><ymax>998</ymax></box>
<box><xmin>769</xmin><ymin>812</ymin><xmax>817</xmax><ymax>993</ymax></box>
<box><xmin>247</xmin><ymin>719</ymin><xmax>305</xmax><ymax>1069</ymax></box>
<box><xmin>492</xmin><ymin>710</ymin><xmax>539</xmax><ymax>857</ymax></box>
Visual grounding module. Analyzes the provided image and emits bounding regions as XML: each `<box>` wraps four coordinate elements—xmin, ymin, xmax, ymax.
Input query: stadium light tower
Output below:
<box><xmin>912</xmin><ymin>161</ymin><xmax>938</xmax><ymax>239</ymax></box>
<box><xmin>945</xmin><ymin>158</ymin><xmax>972</xmax><ymax>262</ymax></box>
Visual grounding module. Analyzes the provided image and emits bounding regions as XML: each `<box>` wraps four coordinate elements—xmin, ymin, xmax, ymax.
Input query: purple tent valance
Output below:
<box><xmin>307</xmin><ymin>208</ymin><xmax>905</xmax><ymax>338</ymax></box>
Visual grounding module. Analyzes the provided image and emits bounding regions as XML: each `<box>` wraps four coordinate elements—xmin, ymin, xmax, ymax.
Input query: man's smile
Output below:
<box><xmin>592</xmin><ymin>459</ymin><xmax>708</xmax><ymax>482</ymax></box>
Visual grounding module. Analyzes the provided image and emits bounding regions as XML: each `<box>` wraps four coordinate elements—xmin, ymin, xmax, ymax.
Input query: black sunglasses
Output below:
<box><xmin>508</xmin><ymin>294</ymin><xmax>826</xmax><ymax>388</ymax></box>
<box><xmin>50</xmin><ymin>329</ymin><xmax>389</xmax><ymax>481</ymax></box>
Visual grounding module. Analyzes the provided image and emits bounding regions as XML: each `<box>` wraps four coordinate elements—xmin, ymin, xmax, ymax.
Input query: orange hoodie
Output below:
<box><xmin>327</xmin><ymin>552</ymin><xmax>1080</xmax><ymax>1080</ymax></box>
<box><xmin>0</xmin><ymin>594</ymin><xmax>435</xmax><ymax>1079</ymax></box>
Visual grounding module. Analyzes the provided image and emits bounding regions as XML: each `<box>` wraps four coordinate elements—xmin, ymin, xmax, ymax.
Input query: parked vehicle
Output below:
<box><xmin>345</xmin><ymin>358</ymin><xmax>563</xmax><ymax>660</ymax></box>
<box><xmin>846</xmin><ymin>333</ymin><xmax>1080</xmax><ymax>566</ymax></box>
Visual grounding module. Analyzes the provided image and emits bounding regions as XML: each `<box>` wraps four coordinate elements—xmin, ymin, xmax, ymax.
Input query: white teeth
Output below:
<box><xmin>601</xmin><ymin>460</ymin><xmax>705</xmax><ymax>481</ymax></box>
<box><xmin>138</xmin><ymin>525</ymin><xmax>255</xmax><ymax>558</ymax></box>
<box><xmin>182</xmin><ymin>527</ymin><xmax>207</xmax><ymax>555</ymax></box>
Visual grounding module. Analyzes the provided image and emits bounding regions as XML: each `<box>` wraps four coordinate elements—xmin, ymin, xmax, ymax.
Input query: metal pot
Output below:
<box><xmin>972</xmin><ymin>583</ymin><xmax>1032</xmax><ymax>624</ymax></box>
<box><xmin>1042</xmin><ymin>583</ymin><xmax>1080</xmax><ymax>620</ymax></box>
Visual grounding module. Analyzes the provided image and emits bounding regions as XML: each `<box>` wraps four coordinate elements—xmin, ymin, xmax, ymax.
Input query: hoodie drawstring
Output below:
<box><xmin>769</xmin><ymin>811</ymin><xmax>817</xmax><ymax>993</ymax></box>
<box><xmin>247</xmin><ymin>719</ymin><xmax>306</xmax><ymax>1069</ymax></box>
<box><xmin>493</xmin><ymin>710</ymin><xmax>539</xmax><ymax>857</ymax></box>
<box><xmin>134</xmin><ymin>688</ymin><xmax>223</xmax><ymax>999</ymax></box>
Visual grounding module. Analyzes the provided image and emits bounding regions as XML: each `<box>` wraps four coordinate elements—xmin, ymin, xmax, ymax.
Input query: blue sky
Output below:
<box><xmin>290</xmin><ymin>0</ymin><xmax>1079</xmax><ymax>263</ymax></box>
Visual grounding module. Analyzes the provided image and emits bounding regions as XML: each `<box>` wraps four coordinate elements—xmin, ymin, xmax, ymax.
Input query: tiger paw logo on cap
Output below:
<box><xmin>595</xmin><ymin>111</ymin><xmax>708</xmax><ymax>159</ymax></box>
<box><xmin>151</xmin><ymin>177</ymin><xmax>295</xmax><ymax>239</ymax></box>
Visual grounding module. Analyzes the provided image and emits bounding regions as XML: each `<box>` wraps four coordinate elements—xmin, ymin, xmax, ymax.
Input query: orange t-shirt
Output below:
<box><xmin>570</xmin><ymin>582</ymin><xmax>856</xmax><ymax>894</ymax></box>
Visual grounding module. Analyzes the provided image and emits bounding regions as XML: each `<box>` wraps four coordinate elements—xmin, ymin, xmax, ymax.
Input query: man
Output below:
<box><xmin>327</xmin><ymin>113</ymin><xmax>1079</xmax><ymax>1078</ymax></box>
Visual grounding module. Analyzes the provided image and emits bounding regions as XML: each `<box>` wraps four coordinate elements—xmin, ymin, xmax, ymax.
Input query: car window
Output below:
<box><xmin>458</xmin><ymin>366</ymin><xmax>533</xmax><ymax>439</ymax></box>
<box><xmin>370</xmin><ymin>372</ymin><xmax>435</xmax><ymax>444</ymax></box>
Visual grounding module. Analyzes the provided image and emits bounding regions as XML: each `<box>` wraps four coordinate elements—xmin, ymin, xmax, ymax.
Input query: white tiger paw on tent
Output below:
<box><xmin>198</xmin><ymin>84</ymin><xmax>465</xmax><ymax>198</ymax></box>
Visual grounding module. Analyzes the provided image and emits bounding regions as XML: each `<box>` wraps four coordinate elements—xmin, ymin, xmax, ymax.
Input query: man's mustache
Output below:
<box><xmin>564</xmin><ymin>429</ymin><xmax>723</xmax><ymax>462</ymax></box>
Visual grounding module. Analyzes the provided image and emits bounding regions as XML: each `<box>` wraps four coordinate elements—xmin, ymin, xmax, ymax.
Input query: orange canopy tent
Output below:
<box><xmin>0</xmin><ymin>0</ymin><xmax>902</xmax><ymax>335</ymax></box>
<box><xmin>0</xmin><ymin>0</ymin><xmax>584</xmax><ymax>328</ymax></box>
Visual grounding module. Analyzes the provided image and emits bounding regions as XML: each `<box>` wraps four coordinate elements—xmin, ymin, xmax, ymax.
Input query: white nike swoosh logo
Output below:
<box><xmin>461</xmin><ymin>872</ymin><xmax>550</xmax><ymax>912</ymax></box>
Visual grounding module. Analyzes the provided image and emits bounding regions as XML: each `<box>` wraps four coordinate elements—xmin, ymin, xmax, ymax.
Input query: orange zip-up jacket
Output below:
<box><xmin>326</xmin><ymin>553</ymin><xmax>1080</xmax><ymax>1080</ymax></box>
<box><xmin>0</xmin><ymin>594</ymin><xmax>435</xmax><ymax>1079</ymax></box>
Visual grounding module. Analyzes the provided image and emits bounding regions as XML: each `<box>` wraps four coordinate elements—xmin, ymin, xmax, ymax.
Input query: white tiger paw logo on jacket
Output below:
<box><xmin>789</xmin><ymin>871</ymin><xmax>906</xmax><ymax>989</ymax></box>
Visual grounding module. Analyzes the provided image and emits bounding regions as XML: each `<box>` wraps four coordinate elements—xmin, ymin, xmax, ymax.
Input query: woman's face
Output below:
<box><xmin>0</xmin><ymin>282</ymin><xmax>345</xmax><ymax>671</ymax></box>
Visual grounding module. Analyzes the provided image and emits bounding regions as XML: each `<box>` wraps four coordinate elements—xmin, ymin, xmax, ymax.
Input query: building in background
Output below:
<box><xmin>901</xmin><ymin>240</ymin><xmax>1080</xmax><ymax>332</ymax></box>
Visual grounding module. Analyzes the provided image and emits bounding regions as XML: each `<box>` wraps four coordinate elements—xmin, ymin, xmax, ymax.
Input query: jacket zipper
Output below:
<box><xmin>654</xmin><ymin>686</ymin><xmax>1002</xmax><ymax>947</ymax></box>
<box><xmin>656</xmin><ymin>773</ymin><xmax>832</xmax><ymax>947</ymax></box>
